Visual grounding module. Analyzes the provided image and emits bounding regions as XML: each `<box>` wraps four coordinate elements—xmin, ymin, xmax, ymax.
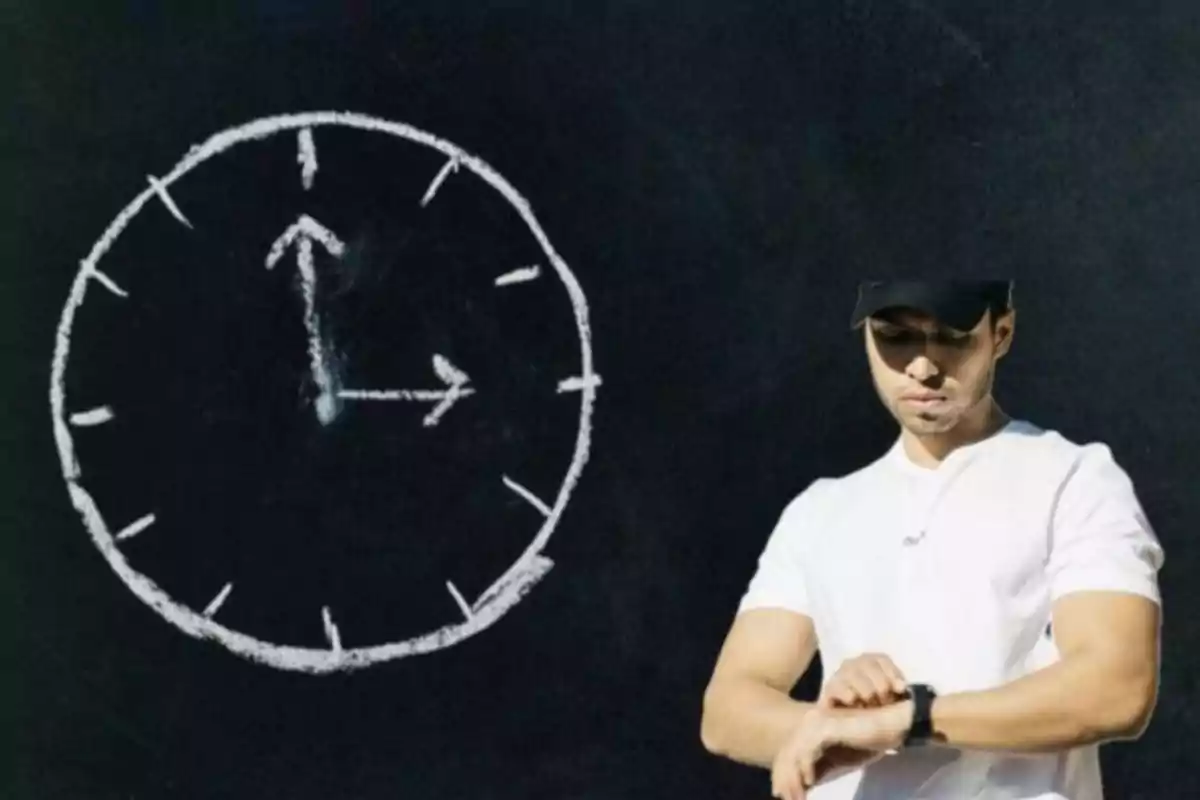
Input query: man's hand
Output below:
<box><xmin>770</xmin><ymin>703</ymin><xmax>913</xmax><ymax>800</ymax></box>
<box><xmin>818</xmin><ymin>653</ymin><xmax>909</xmax><ymax>709</ymax></box>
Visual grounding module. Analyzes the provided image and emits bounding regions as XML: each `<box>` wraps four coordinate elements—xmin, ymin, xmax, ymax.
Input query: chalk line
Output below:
<box><xmin>88</xmin><ymin>269</ymin><xmax>128</xmax><ymax>298</ymax></box>
<box><xmin>337</xmin><ymin>388</ymin><xmax>476</xmax><ymax>401</ymax></box>
<box><xmin>432</xmin><ymin>353</ymin><xmax>466</xmax><ymax>386</ymax></box>
<box><xmin>115</xmin><ymin>512</ymin><xmax>155</xmax><ymax>541</ymax></box>
<box><xmin>337</xmin><ymin>354</ymin><xmax>475</xmax><ymax>427</ymax></box>
<box><xmin>265</xmin><ymin>214</ymin><xmax>346</xmax><ymax>267</ymax></box>
<box><xmin>502</xmin><ymin>475</ymin><xmax>552</xmax><ymax>518</ymax></box>
<box><xmin>146</xmin><ymin>175</ymin><xmax>193</xmax><ymax>228</ymax></box>
<box><xmin>297</xmin><ymin>128</ymin><xmax>318</xmax><ymax>190</ymax></box>
<box><xmin>424</xmin><ymin>354</ymin><xmax>472</xmax><ymax>426</ymax></box>
<box><xmin>297</xmin><ymin>237</ymin><xmax>338</xmax><ymax>424</ymax></box>
<box><xmin>265</xmin><ymin>215</ymin><xmax>347</xmax><ymax>425</ymax></box>
<box><xmin>558</xmin><ymin>375</ymin><xmax>603</xmax><ymax>393</ymax></box>
<box><xmin>420</xmin><ymin>154</ymin><xmax>460</xmax><ymax>207</ymax></box>
<box><xmin>902</xmin><ymin>0</ymin><xmax>988</xmax><ymax>67</ymax></box>
<box><xmin>322</xmin><ymin>606</ymin><xmax>342</xmax><ymax>652</ymax></box>
<box><xmin>203</xmin><ymin>583</ymin><xmax>233</xmax><ymax>618</ymax></box>
<box><xmin>51</xmin><ymin>111</ymin><xmax>601</xmax><ymax>673</ymax></box>
<box><xmin>495</xmin><ymin>265</ymin><xmax>541</xmax><ymax>286</ymax></box>
<box><xmin>70</xmin><ymin>406</ymin><xmax>114</xmax><ymax>426</ymax></box>
<box><xmin>471</xmin><ymin>554</ymin><xmax>554</xmax><ymax>616</ymax></box>
<box><xmin>446</xmin><ymin>581</ymin><xmax>473</xmax><ymax>621</ymax></box>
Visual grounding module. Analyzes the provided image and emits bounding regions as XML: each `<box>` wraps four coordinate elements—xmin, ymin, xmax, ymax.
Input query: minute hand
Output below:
<box><xmin>265</xmin><ymin>214</ymin><xmax>347</xmax><ymax>425</ymax></box>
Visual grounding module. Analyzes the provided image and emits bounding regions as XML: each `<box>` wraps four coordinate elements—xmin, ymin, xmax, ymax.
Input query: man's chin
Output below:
<box><xmin>901</xmin><ymin>411</ymin><xmax>959</xmax><ymax>435</ymax></box>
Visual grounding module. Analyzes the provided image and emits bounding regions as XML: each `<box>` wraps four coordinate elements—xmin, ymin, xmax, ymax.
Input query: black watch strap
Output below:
<box><xmin>903</xmin><ymin>683</ymin><xmax>938</xmax><ymax>747</ymax></box>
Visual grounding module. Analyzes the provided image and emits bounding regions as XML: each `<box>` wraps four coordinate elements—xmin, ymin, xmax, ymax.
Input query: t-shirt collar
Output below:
<box><xmin>886</xmin><ymin>418</ymin><xmax>1024</xmax><ymax>476</ymax></box>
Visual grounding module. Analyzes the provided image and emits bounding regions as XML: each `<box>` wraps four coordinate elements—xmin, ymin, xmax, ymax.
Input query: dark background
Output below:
<box><xmin>3</xmin><ymin>1</ymin><xmax>1198</xmax><ymax>798</ymax></box>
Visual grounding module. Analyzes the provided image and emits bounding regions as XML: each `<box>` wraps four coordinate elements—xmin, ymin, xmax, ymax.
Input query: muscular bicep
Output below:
<box><xmin>710</xmin><ymin>484</ymin><xmax>826</xmax><ymax>695</ymax></box>
<box><xmin>1052</xmin><ymin>590</ymin><xmax>1160</xmax><ymax>671</ymax></box>
<box><xmin>1052</xmin><ymin>590</ymin><xmax>1161</xmax><ymax>733</ymax></box>
<box><xmin>707</xmin><ymin>608</ymin><xmax>818</xmax><ymax>694</ymax></box>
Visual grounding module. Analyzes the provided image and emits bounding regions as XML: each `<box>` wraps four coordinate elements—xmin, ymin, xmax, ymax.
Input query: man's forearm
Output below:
<box><xmin>929</xmin><ymin>652</ymin><xmax>1156</xmax><ymax>752</ymax></box>
<box><xmin>853</xmin><ymin>652</ymin><xmax>1156</xmax><ymax>755</ymax></box>
<box><xmin>701</xmin><ymin>679</ymin><xmax>815</xmax><ymax>767</ymax></box>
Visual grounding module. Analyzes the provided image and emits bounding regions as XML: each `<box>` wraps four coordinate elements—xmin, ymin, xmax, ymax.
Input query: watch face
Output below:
<box><xmin>50</xmin><ymin>112</ymin><xmax>601</xmax><ymax>673</ymax></box>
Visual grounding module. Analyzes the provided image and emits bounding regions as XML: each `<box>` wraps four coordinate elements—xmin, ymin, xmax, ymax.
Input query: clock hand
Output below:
<box><xmin>338</xmin><ymin>354</ymin><xmax>476</xmax><ymax>427</ymax></box>
<box><xmin>265</xmin><ymin>214</ymin><xmax>347</xmax><ymax>425</ymax></box>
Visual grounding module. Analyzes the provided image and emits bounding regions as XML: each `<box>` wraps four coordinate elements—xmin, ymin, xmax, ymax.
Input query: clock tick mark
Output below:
<box><xmin>146</xmin><ymin>174</ymin><xmax>193</xmax><ymax>228</ymax></box>
<box><xmin>322</xmin><ymin>606</ymin><xmax>342</xmax><ymax>652</ymax></box>
<box><xmin>203</xmin><ymin>582</ymin><xmax>233</xmax><ymax>618</ymax></box>
<box><xmin>558</xmin><ymin>374</ymin><xmax>603</xmax><ymax>393</ymax></box>
<box><xmin>87</xmin><ymin>268</ymin><xmax>128</xmax><ymax>298</ymax></box>
<box><xmin>494</xmin><ymin>265</ymin><xmax>541</xmax><ymax>286</ymax></box>
<box><xmin>420</xmin><ymin>154</ymin><xmax>461</xmax><ymax>207</ymax></box>
<box><xmin>502</xmin><ymin>475</ymin><xmax>552</xmax><ymax>518</ymax></box>
<box><xmin>297</xmin><ymin>128</ymin><xmax>318</xmax><ymax>191</ymax></box>
<box><xmin>446</xmin><ymin>581</ymin><xmax>474</xmax><ymax>621</ymax></box>
<box><xmin>115</xmin><ymin>512</ymin><xmax>155</xmax><ymax>542</ymax></box>
<box><xmin>70</xmin><ymin>406</ymin><xmax>114</xmax><ymax>427</ymax></box>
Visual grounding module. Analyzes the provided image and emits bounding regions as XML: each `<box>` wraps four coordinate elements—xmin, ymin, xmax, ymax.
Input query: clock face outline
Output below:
<box><xmin>50</xmin><ymin>111</ymin><xmax>600</xmax><ymax>674</ymax></box>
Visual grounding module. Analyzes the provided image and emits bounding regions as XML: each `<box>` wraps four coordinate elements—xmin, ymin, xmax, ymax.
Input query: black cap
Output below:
<box><xmin>850</xmin><ymin>279</ymin><xmax>1013</xmax><ymax>332</ymax></box>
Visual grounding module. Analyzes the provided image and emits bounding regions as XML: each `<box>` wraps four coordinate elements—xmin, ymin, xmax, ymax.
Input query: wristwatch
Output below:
<box><xmin>902</xmin><ymin>683</ymin><xmax>939</xmax><ymax>747</ymax></box>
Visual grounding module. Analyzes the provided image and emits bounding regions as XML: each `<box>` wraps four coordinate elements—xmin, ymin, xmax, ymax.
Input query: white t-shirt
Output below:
<box><xmin>737</xmin><ymin>419</ymin><xmax>1164</xmax><ymax>800</ymax></box>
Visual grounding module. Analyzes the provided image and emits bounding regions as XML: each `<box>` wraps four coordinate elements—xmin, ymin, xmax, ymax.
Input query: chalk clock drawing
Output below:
<box><xmin>50</xmin><ymin>111</ymin><xmax>601</xmax><ymax>673</ymax></box>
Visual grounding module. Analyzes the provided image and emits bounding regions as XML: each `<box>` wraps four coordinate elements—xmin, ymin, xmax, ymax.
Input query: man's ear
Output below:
<box><xmin>993</xmin><ymin>310</ymin><xmax>1016</xmax><ymax>359</ymax></box>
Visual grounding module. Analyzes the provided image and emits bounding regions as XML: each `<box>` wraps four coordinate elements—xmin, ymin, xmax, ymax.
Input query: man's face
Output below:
<box><xmin>864</xmin><ymin>306</ymin><xmax>1015</xmax><ymax>435</ymax></box>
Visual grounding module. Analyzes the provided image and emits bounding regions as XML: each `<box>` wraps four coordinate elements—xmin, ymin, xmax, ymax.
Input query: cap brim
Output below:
<box><xmin>850</xmin><ymin>286</ymin><xmax>990</xmax><ymax>332</ymax></box>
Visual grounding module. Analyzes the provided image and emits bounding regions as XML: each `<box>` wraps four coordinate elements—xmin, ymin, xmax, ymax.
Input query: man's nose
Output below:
<box><xmin>906</xmin><ymin>355</ymin><xmax>940</xmax><ymax>382</ymax></box>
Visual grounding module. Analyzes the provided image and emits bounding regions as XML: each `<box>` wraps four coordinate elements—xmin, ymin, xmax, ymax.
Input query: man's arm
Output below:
<box><xmin>906</xmin><ymin>442</ymin><xmax>1167</xmax><ymax>753</ymax></box>
<box><xmin>832</xmin><ymin>590</ymin><xmax>1161</xmax><ymax>754</ymax></box>
<box><xmin>924</xmin><ymin>590</ymin><xmax>1160</xmax><ymax>751</ymax></box>
<box><xmin>700</xmin><ymin>608</ymin><xmax>820</xmax><ymax>767</ymax></box>
<box><xmin>704</xmin><ymin>482</ymin><xmax>831</xmax><ymax>767</ymax></box>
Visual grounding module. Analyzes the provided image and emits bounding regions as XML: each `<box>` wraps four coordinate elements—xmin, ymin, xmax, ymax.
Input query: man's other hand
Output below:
<box><xmin>769</xmin><ymin>704</ymin><xmax>911</xmax><ymax>800</ymax></box>
<box><xmin>818</xmin><ymin>653</ymin><xmax>909</xmax><ymax>709</ymax></box>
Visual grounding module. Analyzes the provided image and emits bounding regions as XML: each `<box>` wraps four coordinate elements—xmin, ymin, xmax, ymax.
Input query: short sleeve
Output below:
<box><xmin>1047</xmin><ymin>443</ymin><xmax>1165</xmax><ymax>605</ymax></box>
<box><xmin>736</xmin><ymin>480</ymin><xmax>824</xmax><ymax>616</ymax></box>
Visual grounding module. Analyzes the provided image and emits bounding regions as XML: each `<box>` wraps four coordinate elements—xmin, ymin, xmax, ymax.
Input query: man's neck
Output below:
<box><xmin>901</xmin><ymin>401</ymin><xmax>1011</xmax><ymax>468</ymax></box>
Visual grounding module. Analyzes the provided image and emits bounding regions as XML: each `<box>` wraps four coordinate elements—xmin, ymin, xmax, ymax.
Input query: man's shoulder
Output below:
<box><xmin>769</xmin><ymin>460</ymin><xmax>888</xmax><ymax>538</ymax></box>
<box><xmin>994</xmin><ymin>420</ymin><xmax>1129</xmax><ymax>478</ymax></box>
<box><xmin>775</xmin><ymin>475</ymin><xmax>837</xmax><ymax>523</ymax></box>
<box><xmin>805</xmin><ymin>420</ymin><xmax>1124</xmax><ymax>494</ymax></box>
<box><xmin>794</xmin><ymin>444</ymin><xmax>900</xmax><ymax>501</ymax></box>
<box><xmin>768</xmin><ymin>420</ymin><xmax>1130</xmax><ymax>535</ymax></box>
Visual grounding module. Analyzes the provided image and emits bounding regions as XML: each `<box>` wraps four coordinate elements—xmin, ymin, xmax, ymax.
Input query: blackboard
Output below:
<box><xmin>5</xmin><ymin>2</ymin><xmax>1197</xmax><ymax>798</ymax></box>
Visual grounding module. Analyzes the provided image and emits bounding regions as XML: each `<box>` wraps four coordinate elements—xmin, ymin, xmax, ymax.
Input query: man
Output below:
<box><xmin>700</xmin><ymin>280</ymin><xmax>1164</xmax><ymax>799</ymax></box>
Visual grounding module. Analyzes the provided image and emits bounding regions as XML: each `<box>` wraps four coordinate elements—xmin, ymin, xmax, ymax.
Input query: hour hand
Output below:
<box><xmin>338</xmin><ymin>354</ymin><xmax>475</xmax><ymax>427</ymax></box>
